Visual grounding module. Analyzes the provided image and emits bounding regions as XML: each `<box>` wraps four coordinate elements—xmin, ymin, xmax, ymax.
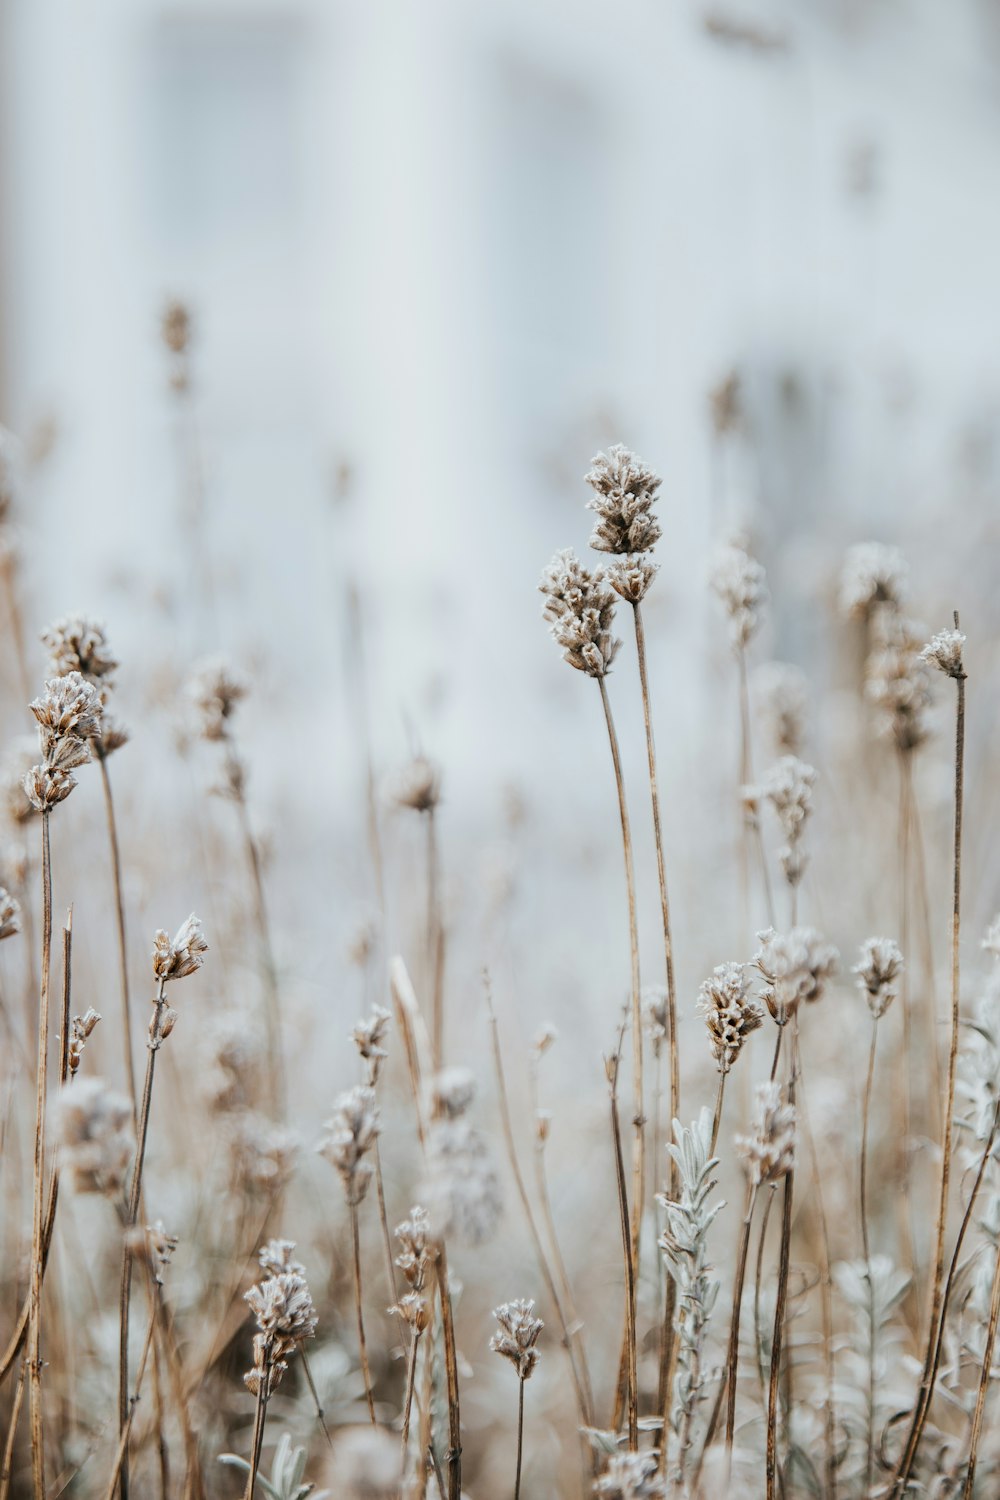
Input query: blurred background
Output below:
<box><xmin>3</xmin><ymin>0</ymin><xmax>1000</xmax><ymax>1106</ymax></box>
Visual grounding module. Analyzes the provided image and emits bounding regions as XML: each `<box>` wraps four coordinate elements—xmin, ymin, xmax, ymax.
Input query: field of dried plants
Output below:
<box><xmin>2</xmin><ymin>312</ymin><xmax>1000</xmax><ymax>1500</ymax></box>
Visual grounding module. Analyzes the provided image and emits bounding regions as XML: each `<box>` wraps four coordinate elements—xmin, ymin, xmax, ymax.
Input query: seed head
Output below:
<box><xmin>840</xmin><ymin>542</ymin><xmax>908</xmax><ymax>619</ymax></box>
<box><xmin>53</xmin><ymin>1077</ymin><xmax>133</xmax><ymax>1197</ymax></box>
<box><xmin>754</xmin><ymin>926</ymin><xmax>838</xmax><ymax>1020</ymax></box>
<box><xmin>865</xmin><ymin>611</ymin><xmax>931</xmax><ymax>753</ymax></box>
<box><xmin>594</xmin><ymin>1452</ymin><xmax>667</xmax><ymax>1498</ymax></box>
<box><xmin>41</xmin><ymin>615</ymin><xmax>118</xmax><ymax>684</ymax></box>
<box><xmin>391</xmin><ymin>755</ymin><xmax>440</xmax><ymax>813</ymax></box>
<box><xmin>152</xmin><ymin>913</ymin><xmax>208</xmax><ymax>983</ymax></box>
<box><xmin>920</xmin><ymin>627</ymin><xmax>966</xmax><ymax>680</ymax></box>
<box><xmin>244</xmin><ymin>1259</ymin><xmax>317</xmax><ymax>1395</ymax></box>
<box><xmin>352</xmin><ymin>1005</ymin><xmax>390</xmax><ymax>1085</ymax></box>
<box><xmin>23</xmin><ymin>764</ymin><xmax>79</xmax><ymax>812</ymax></box>
<box><xmin>755</xmin><ymin>661</ymin><xmax>809</xmax><ymax>758</ymax></box>
<box><xmin>696</xmin><ymin>962</ymin><xmax>764</xmax><ymax>1074</ymax></box>
<box><xmin>259</xmin><ymin>1238</ymin><xmax>306</xmax><ymax>1277</ymax></box>
<box><xmin>30</xmin><ymin>672</ymin><xmax>103</xmax><ymax>752</ymax></box>
<box><xmin>854</xmin><ymin>937</ymin><xmax>903</xmax><ymax>1019</ymax></box>
<box><xmin>759</xmin><ymin>755</ymin><xmax>816</xmax><ymax>888</ymax></box>
<box><xmin>188</xmin><ymin>656</ymin><xmax>249</xmax><ymax>742</ymax></box>
<box><xmin>710</xmin><ymin>543</ymin><xmax>767</xmax><ymax>649</ymax></box>
<box><xmin>489</xmin><ymin>1298</ymin><xmax>543</xmax><ymax>1380</ymax></box>
<box><xmin>736</xmin><ymin>1081</ymin><xmax>796</xmax><ymax>1186</ymax></box>
<box><xmin>0</xmin><ymin>886</ymin><xmax>20</xmax><ymax>942</ymax></box>
<box><xmin>584</xmin><ymin>444</ymin><xmax>662</xmax><ymax>556</ymax></box>
<box><xmin>319</xmin><ymin>1086</ymin><xmax>379</xmax><ymax>1204</ymax></box>
<box><xmin>605</xmin><ymin>555</ymin><xmax>659</xmax><ymax>605</ymax></box>
<box><xmin>428</xmin><ymin>1066</ymin><xmax>477</xmax><ymax>1120</ymax></box>
<box><xmin>540</xmin><ymin>548</ymin><xmax>620</xmax><ymax>679</ymax></box>
<box><xmin>68</xmin><ymin>1007</ymin><xmax>101</xmax><ymax>1076</ymax></box>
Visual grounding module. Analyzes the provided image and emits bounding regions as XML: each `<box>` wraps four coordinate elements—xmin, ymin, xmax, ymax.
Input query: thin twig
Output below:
<box><xmin>351</xmin><ymin>1200</ymin><xmax>377</xmax><ymax>1423</ymax></box>
<box><xmin>607</xmin><ymin>1035</ymin><xmax>638</xmax><ymax>1452</ymax></box>
<box><xmin>28</xmin><ymin>809</ymin><xmax>52</xmax><ymax>1500</ymax></box>
<box><xmin>98</xmin><ymin>755</ymin><xmax>139</xmax><ymax>1125</ymax></box>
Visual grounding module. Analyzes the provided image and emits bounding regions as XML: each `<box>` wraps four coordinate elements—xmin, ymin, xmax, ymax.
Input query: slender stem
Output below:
<box><xmin>401</xmin><ymin>1330</ymin><xmax>421</xmax><ymax>1459</ymax></box>
<box><xmin>710</xmin><ymin>1072</ymin><xmax>727</xmax><ymax>1157</ymax></box>
<box><xmin>738</xmin><ymin>645</ymin><xmax>775</xmax><ymax>930</ymax></box>
<box><xmin>607</xmin><ymin>1048</ymin><xmax>638</xmax><ymax>1452</ymax></box>
<box><xmin>754</xmin><ymin>1190</ymin><xmax>776</xmax><ymax>1404</ymax></box>
<box><xmin>98</xmin><ymin>755</ymin><xmax>139</xmax><ymax>1125</ymax></box>
<box><xmin>426</xmin><ymin>808</ymin><xmax>444</xmax><ymax>1070</ymax></box>
<box><xmin>373</xmin><ymin>1139</ymin><xmax>398</xmax><ymax>1308</ymax></box>
<box><xmin>766</xmin><ymin>1027</ymin><xmax>797</xmax><ymax>1500</ymax></box>
<box><xmin>488</xmin><ymin>989</ymin><xmax>593</xmax><ymax>1431</ymax></box>
<box><xmin>0</xmin><ymin>1360</ymin><xmax>26</xmax><ymax>1500</ymax></box>
<box><xmin>725</xmin><ymin>1183</ymin><xmax>759</xmax><ymax>1456</ymax></box>
<box><xmin>891</xmin><ymin>649</ymin><xmax>966</xmax><ymax>1497</ymax></box>
<box><xmin>231</xmin><ymin>769</ymin><xmax>286</xmax><ymax>1121</ymax></box>
<box><xmin>597</xmin><ymin>677</ymin><xmax>644</xmax><ymax>1403</ymax></box>
<box><xmin>104</xmin><ymin>1308</ymin><xmax>157</xmax><ymax>1500</ymax></box>
<box><xmin>351</xmin><ymin>1201</ymin><xmax>376</xmax><ymax>1422</ymax></box>
<box><xmin>28</xmin><ymin>810</ymin><xmax>52</xmax><ymax>1500</ymax></box>
<box><xmin>861</xmin><ymin>1016</ymin><xmax>879</xmax><ymax>1500</ymax></box>
<box><xmin>514</xmin><ymin>1378</ymin><xmax>525</xmax><ymax>1500</ymax></box>
<box><xmin>965</xmin><ymin>1225</ymin><xmax>1000</xmax><ymax>1498</ymax></box>
<box><xmin>435</xmin><ymin>1243</ymin><xmax>462</xmax><ymax>1500</ymax></box>
<box><xmin>632</xmin><ymin>605</ymin><xmax>682</xmax><ymax>1448</ymax></box>
<box><xmin>243</xmin><ymin>1348</ymin><xmax>271</xmax><ymax>1500</ymax></box>
<box><xmin>118</xmin><ymin>979</ymin><xmax>167</xmax><ymax>1500</ymax></box>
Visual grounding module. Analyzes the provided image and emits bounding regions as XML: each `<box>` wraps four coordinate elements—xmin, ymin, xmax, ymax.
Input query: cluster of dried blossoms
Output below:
<box><xmin>422</xmin><ymin>1068</ymin><xmax>502</xmax><ymax>1246</ymax></box>
<box><xmin>489</xmin><ymin>1299</ymin><xmax>543</xmax><ymax>1381</ymax></box>
<box><xmin>67</xmin><ymin>1007</ymin><xmax>101</xmax><ymax>1075</ymax></box>
<box><xmin>53</xmin><ymin>1077</ymin><xmax>134</xmax><ymax>1198</ymax></box>
<box><xmin>319</xmin><ymin>1085</ymin><xmax>380</xmax><ymax>1205</ymax></box>
<box><xmin>540</xmin><ymin>548</ymin><xmax>621</xmax><ymax>679</ymax></box>
<box><xmin>854</xmin><ymin>936</ymin><xmax>904</xmax><ymax>1020</ymax></box>
<box><xmin>696</xmin><ymin>961</ymin><xmax>764</xmax><ymax>1074</ymax></box>
<box><xmin>736</xmin><ymin>1080</ymin><xmax>797</xmax><ymax>1187</ymax></box>
<box><xmin>710</xmin><ymin>541</ymin><xmax>768</xmax><ymax>650</ymax></box>
<box><xmin>759</xmin><ymin>754</ymin><xmax>816</xmax><ymax>888</ymax></box>
<box><xmin>24</xmin><ymin>671</ymin><xmax>102</xmax><ymax>811</ymax></box>
<box><xmin>150</xmin><ymin>912</ymin><xmax>208</xmax><ymax>1043</ymax></box>
<box><xmin>352</xmin><ymin>1005</ymin><xmax>391</xmax><ymax>1087</ymax></box>
<box><xmin>244</xmin><ymin>1240</ymin><xmax>318</xmax><ymax>1396</ymax></box>
<box><xmin>754</xmin><ymin>925</ymin><xmax>838</xmax><ymax>1023</ymax></box>
<box><xmin>41</xmin><ymin>614</ymin><xmax>128</xmax><ymax>758</ymax></box>
<box><xmin>393</xmin><ymin>1204</ymin><xmax>433</xmax><ymax>1335</ymax></box>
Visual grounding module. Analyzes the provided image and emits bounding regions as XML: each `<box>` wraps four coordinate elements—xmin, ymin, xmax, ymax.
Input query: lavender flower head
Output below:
<box><xmin>584</xmin><ymin>444</ymin><xmax>662</xmax><ymax>556</ymax></box>
<box><xmin>540</xmin><ymin>548</ymin><xmax>620</xmax><ymax>679</ymax></box>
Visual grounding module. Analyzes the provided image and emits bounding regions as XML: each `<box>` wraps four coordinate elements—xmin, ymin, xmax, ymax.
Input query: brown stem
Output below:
<box><xmin>597</xmin><ymin>677</ymin><xmax>644</xmax><ymax>1402</ymax></box>
<box><xmin>426</xmin><ymin>807</ymin><xmax>444</xmax><ymax>1070</ymax></box>
<box><xmin>373</xmin><ymin>1139</ymin><xmax>398</xmax><ymax>1307</ymax></box>
<box><xmin>401</xmin><ymin>1329</ymin><xmax>421</xmax><ymax>1459</ymax></box>
<box><xmin>607</xmin><ymin>1045</ymin><xmax>638</xmax><ymax>1451</ymax></box>
<box><xmin>514</xmin><ymin>1377</ymin><xmax>525</xmax><ymax>1500</ymax></box>
<box><xmin>488</xmin><ymin>987</ymin><xmax>593</xmax><ymax>1432</ymax></box>
<box><xmin>861</xmin><ymin>1016</ymin><xmax>879</xmax><ymax>1498</ymax></box>
<box><xmin>710</xmin><ymin>1072</ymin><xmax>727</xmax><ymax>1157</ymax></box>
<box><xmin>231</xmin><ymin>765</ymin><xmax>286</xmax><ymax>1121</ymax></box>
<box><xmin>243</xmin><ymin>1347</ymin><xmax>271</xmax><ymax>1500</ymax></box>
<box><xmin>737</xmin><ymin>645</ymin><xmax>775</xmax><ymax>930</ymax></box>
<box><xmin>28</xmin><ymin>809</ymin><xmax>52</xmax><ymax>1500</ymax></box>
<box><xmin>435</xmin><ymin>1243</ymin><xmax>462</xmax><ymax>1500</ymax></box>
<box><xmin>0</xmin><ymin>1360</ymin><xmax>27</xmax><ymax>1500</ymax></box>
<box><xmin>98</xmin><ymin>755</ymin><xmax>139</xmax><ymax>1125</ymax></box>
<box><xmin>891</xmin><ymin>646</ymin><xmax>966</xmax><ymax>1497</ymax></box>
<box><xmin>351</xmin><ymin>1200</ymin><xmax>376</xmax><ymax>1422</ymax></box>
<box><xmin>965</xmin><ymin>1225</ymin><xmax>1000</xmax><ymax>1498</ymax></box>
<box><xmin>725</xmin><ymin>1183</ymin><xmax>759</xmax><ymax>1456</ymax></box>
<box><xmin>766</xmin><ymin>1032</ymin><xmax>797</xmax><ymax>1500</ymax></box>
<box><xmin>118</xmin><ymin>979</ymin><xmax>167</xmax><ymax>1500</ymax></box>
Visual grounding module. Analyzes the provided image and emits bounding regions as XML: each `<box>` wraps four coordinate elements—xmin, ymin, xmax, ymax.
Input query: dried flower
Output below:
<box><xmin>422</xmin><ymin>1116</ymin><xmax>502</xmax><ymax>1246</ymax></box>
<box><xmin>391</xmin><ymin>755</ymin><xmax>440</xmax><ymax>813</ymax></box>
<box><xmin>710</xmin><ymin>543</ymin><xmax>767</xmax><ymax>649</ymax></box>
<box><xmin>594</xmin><ymin>1452</ymin><xmax>667</xmax><ymax>1498</ymax></box>
<box><xmin>540</xmin><ymin>548</ymin><xmax>620</xmax><ymax>678</ymax></box>
<box><xmin>318</xmin><ymin>1086</ymin><xmax>379</xmax><ymax>1204</ymax></box>
<box><xmin>854</xmin><ymin>937</ymin><xmax>904</xmax><ymax>1020</ymax></box>
<box><xmin>3</xmin><ymin>743</ymin><xmax>37</xmax><ymax>825</ymax></box>
<box><xmin>23</xmin><ymin>764</ymin><xmax>77</xmax><ymax>813</ymax></box>
<box><xmin>395</xmin><ymin>1204</ymin><xmax>433</xmax><ymax>1289</ymax></box>
<box><xmin>759</xmin><ymin>755</ymin><xmax>816</xmax><ymax>888</ymax></box>
<box><xmin>259</xmin><ymin>1238</ymin><xmax>306</xmax><ymax>1277</ymax></box>
<box><xmin>53</xmin><ymin>1077</ymin><xmax>133</xmax><ymax>1197</ymax></box>
<box><xmin>865</xmin><ymin>611</ymin><xmax>930</xmax><ymax>753</ymax></box>
<box><xmin>68</xmin><ymin>1007</ymin><xmax>101</xmax><ymax>1075</ymax></box>
<box><xmin>188</xmin><ymin>657</ymin><xmax>249</xmax><ymax>742</ymax></box>
<box><xmin>428</xmin><ymin>1067</ymin><xmax>477</xmax><ymax>1120</ymax></box>
<box><xmin>696</xmin><ymin>962</ymin><xmax>764</xmax><ymax>1073</ymax></box>
<box><xmin>0</xmin><ymin>886</ymin><xmax>20</xmax><ymax>942</ymax></box>
<box><xmin>352</xmin><ymin>1005</ymin><xmax>390</xmax><ymax>1086</ymax></box>
<box><xmin>41</xmin><ymin>615</ymin><xmax>118</xmax><ymax>684</ymax></box>
<box><xmin>584</xmin><ymin>444</ymin><xmax>662</xmax><ymax>556</ymax></box>
<box><xmin>490</xmin><ymin>1299</ymin><xmax>543</xmax><ymax>1380</ymax></box>
<box><xmin>152</xmin><ymin>913</ymin><xmax>208</xmax><ymax>983</ymax></box>
<box><xmin>736</xmin><ymin>1081</ymin><xmax>796</xmax><ymax>1185</ymax></box>
<box><xmin>605</xmin><ymin>555</ymin><xmax>659</xmax><ymax>605</ymax></box>
<box><xmin>920</xmin><ymin>627</ymin><xmax>966</xmax><ymax>680</ymax></box>
<box><xmin>162</xmin><ymin>299</ymin><xmax>192</xmax><ymax>356</ymax></box>
<box><xmin>754</xmin><ymin>926</ymin><xmax>838</xmax><ymax>1020</ymax></box>
<box><xmin>755</xmin><ymin>661</ymin><xmax>809</xmax><ymax>758</ymax></box>
<box><xmin>143</xmin><ymin>1221</ymin><xmax>179</xmax><ymax>1284</ymax></box>
<box><xmin>30</xmin><ymin>672</ymin><xmax>103</xmax><ymax>752</ymax></box>
<box><xmin>229</xmin><ymin>1111</ymin><xmax>299</xmax><ymax>1193</ymax></box>
<box><xmin>244</xmin><ymin>1257</ymin><xmax>318</xmax><ymax>1396</ymax></box>
<box><xmin>840</xmin><ymin>542</ymin><xmax>908</xmax><ymax>619</ymax></box>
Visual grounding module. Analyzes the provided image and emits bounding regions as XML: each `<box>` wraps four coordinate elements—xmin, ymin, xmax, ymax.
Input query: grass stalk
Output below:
<box><xmin>350</xmin><ymin>1199</ymin><xmax>377</xmax><ymax>1423</ymax></box>
<box><xmin>98</xmin><ymin>754</ymin><xmax>138</xmax><ymax>1125</ymax></box>
<box><xmin>606</xmin><ymin>1042</ymin><xmax>638</xmax><ymax>1452</ymax></box>
<box><xmin>28</xmin><ymin>809</ymin><xmax>52</xmax><ymax>1500</ymax></box>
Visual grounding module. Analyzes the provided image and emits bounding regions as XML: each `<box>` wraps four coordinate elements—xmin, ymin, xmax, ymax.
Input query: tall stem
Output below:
<box><xmin>231</xmin><ymin>772</ymin><xmax>286</xmax><ymax>1120</ymax></box>
<box><xmin>514</xmin><ymin>1378</ymin><xmax>525</xmax><ymax>1500</ymax></box>
<box><xmin>28</xmin><ymin>810</ymin><xmax>52</xmax><ymax>1500</ymax></box>
<box><xmin>351</xmin><ymin>1201</ymin><xmax>376</xmax><ymax>1422</ymax></box>
<box><xmin>766</xmin><ymin>1025</ymin><xmax>797</xmax><ymax>1500</ymax></box>
<box><xmin>401</xmin><ymin>1329</ymin><xmax>421</xmax><ymax>1459</ymax></box>
<box><xmin>597</xmin><ymin>677</ymin><xmax>644</xmax><ymax>1367</ymax></box>
<box><xmin>738</xmin><ymin>645</ymin><xmax>774</xmax><ymax>930</ymax></box>
<box><xmin>426</xmin><ymin>808</ymin><xmax>444</xmax><ymax>1070</ymax></box>
<box><xmin>724</xmin><ymin>1182</ymin><xmax>758</xmax><ymax>1456</ymax></box>
<box><xmin>243</xmin><ymin>1348</ymin><xmax>271</xmax><ymax>1500</ymax></box>
<box><xmin>861</xmin><ymin>1017</ymin><xmax>879</xmax><ymax>1500</ymax></box>
<box><xmin>98</xmin><ymin>755</ymin><xmax>139</xmax><ymax>1125</ymax></box>
<box><xmin>891</xmin><ymin>647</ymin><xmax>965</xmax><ymax>1497</ymax></box>
<box><xmin>118</xmin><ymin>980</ymin><xmax>167</xmax><ymax>1500</ymax></box>
<box><xmin>435</xmin><ymin>1243</ymin><xmax>462</xmax><ymax>1500</ymax></box>
<box><xmin>607</xmin><ymin>1049</ymin><xmax>638</xmax><ymax>1451</ymax></box>
<box><xmin>965</xmin><ymin>1227</ymin><xmax>1000</xmax><ymax>1498</ymax></box>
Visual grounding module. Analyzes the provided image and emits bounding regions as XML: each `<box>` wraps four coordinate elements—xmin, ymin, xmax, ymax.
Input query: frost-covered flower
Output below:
<box><xmin>865</xmin><ymin>611</ymin><xmax>930</xmax><ymax>753</ymax></box>
<box><xmin>736</xmin><ymin>1081</ymin><xmax>796</xmax><ymax>1186</ymax></box>
<box><xmin>352</xmin><ymin>1005</ymin><xmax>391</xmax><ymax>1086</ymax></box>
<box><xmin>490</xmin><ymin>1298</ymin><xmax>543</xmax><ymax>1380</ymax></box>
<box><xmin>710</xmin><ymin>543</ymin><xmax>767</xmax><ymax>649</ymax></box>
<box><xmin>754</xmin><ymin>927</ymin><xmax>838</xmax><ymax>1019</ymax></box>
<box><xmin>41</xmin><ymin>615</ymin><xmax>119</xmax><ymax>684</ymax></box>
<box><xmin>696</xmin><ymin>962</ymin><xmax>764</xmax><ymax>1074</ymax></box>
<box><xmin>53</xmin><ymin>1078</ymin><xmax>133</xmax><ymax>1198</ymax></box>
<box><xmin>318</xmin><ymin>1086</ymin><xmax>379</xmax><ymax>1205</ymax></box>
<box><xmin>152</xmin><ymin>913</ymin><xmax>208</xmax><ymax>983</ymax></box>
<box><xmin>605</xmin><ymin>555</ymin><xmax>659</xmax><ymax>605</ymax></box>
<box><xmin>755</xmin><ymin>661</ymin><xmax>809</xmax><ymax>758</ymax></box>
<box><xmin>920</xmin><ymin>627</ymin><xmax>966</xmax><ymax>680</ymax></box>
<box><xmin>244</xmin><ymin>1257</ymin><xmax>318</xmax><ymax>1396</ymax></box>
<box><xmin>0</xmin><ymin>886</ymin><xmax>20</xmax><ymax>942</ymax></box>
<box><xmin>840</xmin><ymin>542</ymin><xmax>908</xmax><ymax>619</ymax></box>
<box><xmin>594</xmin><ymin>1451</ymin><xmax>666</xmax><ymax>1498</ymax></box>
<box><xmin>854</xmin><ymin>937</ymin><xmax>904</xmax><ymax>1020</ymax></box>
<box><xmin>584</xmin><ymin>444</ymin><xmax>662</xmax><ymax>556</ymax></box>
<box><xmin>760</xmin><ymin>756</ymin><xmax>816</xmax><ymax>888</ymax></box>
<box><xmin>422</xmin><ymin>1115</ymin><xmax>502</xmax><ymax>1246</ymax></box>
<box><xmin>540</xmin><ymin>548</ymin><xmax>620</xmax><ymax>679</ymax></box>
<box><xmin>188</xmin><ymin>656</ymin><xmax>249</xmax><ymax>741</ymax></box>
